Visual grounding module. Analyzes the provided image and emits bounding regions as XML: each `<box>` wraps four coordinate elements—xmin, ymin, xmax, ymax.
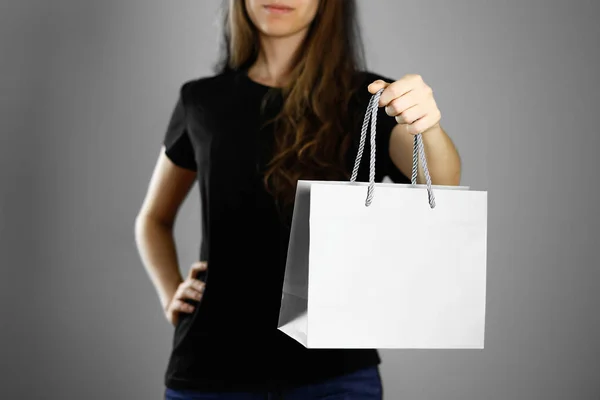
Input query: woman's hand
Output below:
<box><xmin>164</xmin><ymin>261</ymin><xmax>207</xmax><ymax>326</ymax></box>
<box><xmin>368</xmin><ymin>74</ymin><xmax>441</xmax><ymax>136</ymax></box>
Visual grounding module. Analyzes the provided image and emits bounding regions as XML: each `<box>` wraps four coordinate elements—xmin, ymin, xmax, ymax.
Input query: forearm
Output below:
<box><xmin>417</xmin><ymin>124</ymin><xmax>461</xmax><ymax>185</ymax></box>
<box><xmin>134</xmin><ymin>216</ymin><xmax>183</xmax><ymax>311</ymax></box>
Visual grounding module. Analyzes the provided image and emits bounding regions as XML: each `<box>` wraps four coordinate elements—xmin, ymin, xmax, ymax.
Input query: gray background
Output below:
<box><xmin>1</xmin><ymin>0</ymin><xmax>599</xmax><ymax>399</ymax></box>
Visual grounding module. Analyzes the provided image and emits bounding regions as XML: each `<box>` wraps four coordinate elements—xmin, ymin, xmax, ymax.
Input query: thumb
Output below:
<box><xmin>188</xmin><ymin>261</ymin><xmax>208</xmax><ymax>279</ymax></box>
<box><xmin>367</xmin><ymin>79</ymin><xmax>390</xmax><ymax>94</ymax></box>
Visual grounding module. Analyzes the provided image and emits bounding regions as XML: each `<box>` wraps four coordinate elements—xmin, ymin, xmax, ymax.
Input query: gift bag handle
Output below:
<box><xmin>350</xmin><ymin>87</ymin><xmax>436</xmax><ymax>208</ymax></box>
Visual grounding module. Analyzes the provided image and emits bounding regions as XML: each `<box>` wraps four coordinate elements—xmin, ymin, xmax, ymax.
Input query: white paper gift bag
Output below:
<box><xmin>277</xmin><ymin>88</ymin><xmax>488</xmax><ymax>349</ymax></box>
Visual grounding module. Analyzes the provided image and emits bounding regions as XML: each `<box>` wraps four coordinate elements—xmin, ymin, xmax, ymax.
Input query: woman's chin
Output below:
<box><xmin>257</xmin><ymin>25</ymin><xmax>303</xmax><ymax>38</ymax></box>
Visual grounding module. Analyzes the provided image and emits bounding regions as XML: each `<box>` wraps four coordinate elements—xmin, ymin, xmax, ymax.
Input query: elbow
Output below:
<box><xmin>134</xmin><ymin>214</ymin><xmax>146</xmax><ymax>240</ymax></box>
<box><xmin>431</xmin><ymin>166</ymin><xmax>461</xmax><ymax>186</ymax></box>
<box><xmin>450</xmin><ymin>168</ymin><xmax>461</xmax><ymax>186</ymax></box>
<box><xmin>135</xmin><ymin>212</ymin><xmax>174</xmax><ymax>234</ymax></box>
<box><xmin>446</xmin><ymin>157</ymin><xmax>462</xmax><ymax>186</ymax></box>
<box><xmin>134</xmin><ymin>213</ymin><xmax>153</xmax><ymax>237</ymax></box>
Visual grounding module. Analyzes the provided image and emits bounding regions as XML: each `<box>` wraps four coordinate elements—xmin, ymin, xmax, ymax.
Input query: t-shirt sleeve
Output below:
<box><xmin>162</xmin><ymin>83</ymin><xmax>198</xmax><ymax>171</ymax></box>
<box><xmin>371</xmin><ymin>75</ymin><xmax>411</xmax><ymax>184</ymax></box>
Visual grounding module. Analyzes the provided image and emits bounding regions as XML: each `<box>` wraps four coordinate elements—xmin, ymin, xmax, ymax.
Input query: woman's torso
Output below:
<box><xmin>162</xmin><ymin>68</ymin><xmax>407</xmax><ymax>392</ymax></box>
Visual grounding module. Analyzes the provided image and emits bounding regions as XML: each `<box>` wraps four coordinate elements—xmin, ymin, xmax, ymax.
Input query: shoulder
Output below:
<box><xmin>178</xmin><ymin>70</ymin><xmax>239</xmax><ymax>108</ymax></box>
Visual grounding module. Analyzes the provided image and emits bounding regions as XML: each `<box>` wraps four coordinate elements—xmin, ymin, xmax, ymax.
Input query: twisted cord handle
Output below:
<box><xmin>350</xmin><ymin>88</ymin><xmax>436</xmax><ymax>208</ymax></box>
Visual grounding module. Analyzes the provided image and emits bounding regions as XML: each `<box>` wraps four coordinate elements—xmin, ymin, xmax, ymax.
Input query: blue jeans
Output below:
<box><xmin>164</xmin><ymin>365</ymin><xmax>383</xmax><ymax>399</ymax></box>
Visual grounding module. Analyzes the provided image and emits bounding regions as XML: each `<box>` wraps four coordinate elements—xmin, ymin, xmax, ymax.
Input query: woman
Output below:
<box><xmin>135</xmin><ymin>0</ymin><xmax>461</xmax><ymax>399</ymax></box>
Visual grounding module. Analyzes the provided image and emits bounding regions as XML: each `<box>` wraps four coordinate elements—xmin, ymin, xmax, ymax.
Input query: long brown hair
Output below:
<box><xmin>215</xmin><ymin>0</ymin><xmax>366</xmax><ymax>209</ymax></box>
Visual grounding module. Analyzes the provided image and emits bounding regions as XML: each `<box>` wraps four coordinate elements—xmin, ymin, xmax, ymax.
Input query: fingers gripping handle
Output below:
<box><xmin>350</xmin><ymin>88</ymin><xmax>436</xmax><ymax>208</ymax></box>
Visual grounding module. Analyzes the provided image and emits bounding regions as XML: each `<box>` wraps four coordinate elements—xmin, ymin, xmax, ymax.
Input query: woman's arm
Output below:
<box><xmin>134</xmin><ymin>148</ymin><xmax>197</xmax><ymax>312</ymax></box>
<box><xmin>368</xmin><ymin>75</ymin><xmax>461</xmax><ymax>186</ymax></box>
<box><xmin>389</xmin><ymin>122</ymin><xmax>461</xmax><ymax>186</ymax></box>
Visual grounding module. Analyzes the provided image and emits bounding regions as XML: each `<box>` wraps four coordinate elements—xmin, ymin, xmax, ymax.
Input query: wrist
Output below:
<box><xmin>160</xmin><ymin>278</ymin><xmax>182</xmax><ymax>311</ymax></box>
<box><xmin>422</xmin><ymin>121</ymin><xmax>441</xmax><ymax>136</ymax></box>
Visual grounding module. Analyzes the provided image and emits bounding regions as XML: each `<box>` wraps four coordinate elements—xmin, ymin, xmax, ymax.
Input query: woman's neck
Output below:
<box><xmin>248</xmin><ymin>30</ymin><xmax>308</xmax><ymax>87</ymax></box>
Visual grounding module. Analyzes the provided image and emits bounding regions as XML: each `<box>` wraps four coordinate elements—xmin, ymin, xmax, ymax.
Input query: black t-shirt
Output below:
<box><xmin>161</xmin><ymin>68</ymin><xmax>410</xmax><ymax>392</ymax></box>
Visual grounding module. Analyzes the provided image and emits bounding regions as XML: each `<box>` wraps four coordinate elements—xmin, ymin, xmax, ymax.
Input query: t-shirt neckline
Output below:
<box><xmin>239</xmin><ymin>68</ymin><xmax>284</xmax><ymax>91</ymax></box>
